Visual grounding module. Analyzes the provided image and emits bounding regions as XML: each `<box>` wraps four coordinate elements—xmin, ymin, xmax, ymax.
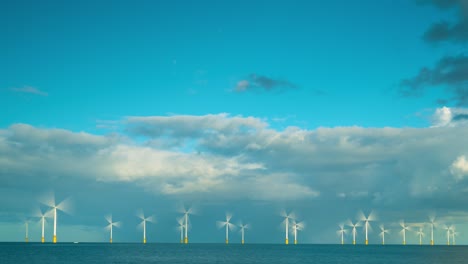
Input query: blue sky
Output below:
<box><xmin>2</xmin><ymin>0</ymin><xmax>468</xmax><ymax>244</ymax></box>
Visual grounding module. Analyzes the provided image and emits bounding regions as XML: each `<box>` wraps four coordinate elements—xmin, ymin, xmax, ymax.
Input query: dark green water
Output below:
<box><xmin>0</xmin><ymin>243</ymin><xmax>466</xmax><ymax>264</ymax></box>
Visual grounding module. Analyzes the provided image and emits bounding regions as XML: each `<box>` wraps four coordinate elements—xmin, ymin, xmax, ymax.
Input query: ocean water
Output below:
<box><xmin>1</xmin><ymin>243</ymin><xmax>467</xmax><ymax>264</ymax></box>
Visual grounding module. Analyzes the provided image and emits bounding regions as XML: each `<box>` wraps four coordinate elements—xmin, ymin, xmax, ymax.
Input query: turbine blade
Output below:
<box><xmin>56</xmin><ymin>197</ymin><xmax>73</xmax><ymax>215</ymax></box>
<box><xmin>216</xmin><ymin>221</ymin><xmax>227</xmax><ymax>229</ymax></box>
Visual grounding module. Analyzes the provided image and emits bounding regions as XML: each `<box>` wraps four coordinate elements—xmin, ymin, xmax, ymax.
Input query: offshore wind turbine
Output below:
<box><xmin>444</xmin><ymin>225</ymin><xmax>452</xmax><ymax>246</ymax></box>
<box><xmin>416</xmin><ymin>227</ymin><xmax>424</xmax><ymax>245</ymax></box>
<box><xmin>281</xmin><ymin>211</ymin><xmax>295</xmax><ymax>245</ymax></box>
<box><xmin>358</xmin><ymin>211</ymin><xmax>376</xmax><ymax>245</ymax></box>
<box><xmin>337</xmin><ymin>224</ymin><xmax>347</xmax><ymax>245</ymax></box>
<box><xmin>452</xmin><ymin>228</ymin><xmax>458</xmax><ymax>245</ymax></box>
<box><xmin>25</xmin><ymin>220</ymin><xmax>29</xmax><ymax>243</ymax></box>
<box><xmin>105</xmin><ymin>215</ymin><xmax>120</xmax><ymax>243</ymax></box>
<box><xmin>238</xmin><ymin>222</ymin><xmax>249</xmax><ymax>244</ymax></box>
<box><xmin>137</xmin><ymin>211</ymin><xmax>155</xmax><ymax>244</ymax></box>
<box><xmin>400</xmin><ymin>220</ymin><xmax>411</xmax><ymax>245</ymax></box>
<box><xmin>177</xmin><ymin>218</ymin><xmax>184</xmax><ymax>244</ymax></box>
<box><xmin>179</xmin><ymin>206</ymin><xmax>195</xmax><ymax>244</ymax></box>
<box><xmin>217</xmin><ymin>213</ymin><xmax>235</xmax><ymax>244</ymax></box>
<box><xmin>41</xmin><ymin>194</ymin><xmax>72</xmax><ymax>243</ymax></box>
<box><xmin>292</xmin><ymin>220</ymin><xmax>304</xmax><ymax>245</ymax></box>
<box><xmin>429</xmin><ymin>216</ymin><xmax>437</xmax><ymax>246</ymax></box>
<box><xmin>347</xmin><ymin>220</ymin><xmax>361</xmax><ymax>245</ymax></box>
<box><xmin>379</xmin><ymin>225</ymin><xmax>389</xmax><ymax>245</ymax></box>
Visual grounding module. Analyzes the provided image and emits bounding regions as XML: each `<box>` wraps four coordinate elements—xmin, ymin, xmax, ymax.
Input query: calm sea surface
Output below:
<box><xmin>1</xmin><ymin>243</ymin><xmax>466</xmax><ymax>264</ymax></box>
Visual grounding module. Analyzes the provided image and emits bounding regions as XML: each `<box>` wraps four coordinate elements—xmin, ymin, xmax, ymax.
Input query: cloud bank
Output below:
<box><xmin>235</xmin><ymin>74</ymin><xmax>297</xmax><ymax>92</ymax></box>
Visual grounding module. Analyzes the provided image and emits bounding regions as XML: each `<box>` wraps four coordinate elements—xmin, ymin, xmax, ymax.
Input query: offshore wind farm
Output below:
<box><xmin>3</xmin><ymin>0</ymin><xmax>468</xmax><ymax>263</ymax></box>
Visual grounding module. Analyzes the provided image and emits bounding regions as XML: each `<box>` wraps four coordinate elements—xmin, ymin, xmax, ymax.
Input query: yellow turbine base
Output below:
<box><xmin>430</xmin><ymin>240</ymin><xmax>434</xmax><ymax>246</ymax></box>
<box><xmin>53</xmin><ymin>235</ymin><xmax>57</xmax><ymax>244</ymax></box>
<box><xmin>242</xmin><ymin>240</ymin><xmax>244</xmax><ymax>245</ymax></box>
<box><xmin>353</xmin><ymin>240</ymin><xmax>356</xmax><ymax>245</ymax></box>
<box><xmin>365</xmin><ymin>240</ymin><xmax>368</xmax><ymax>245</ymax></box>
<box><xmin>144</xmin><ymin>238</ymin><xmax>147</xmax><ymax>244</ymax></box>
<box><xmin>25</xmin><ymin>238</ymin><xmax>28</xmax><ymax>243</ymax></box>
<box><xmin>225</xmin><ymin>239</ymin><xmax>229</xmax><ymax>244</ymax></box>
<box><xmin>110</xmin><ymin>238</ymin><xmax>112</xmax><ymax>244</ymax></box>
<box><xmin>41</xmin><ymin>237</ymin><xmax>45</xmax><ymax>243</ymax></box>
<box><xmin>285</xmin><ymin>238</ymin><xmax>289</xmax><ymax>245</ymax></box>
<box><xmin>403</xmin><ymin>241</ymin><xmax>406</xmax><ymax>245</ymax></box>
<box><xmin>184</xmin><ymin>237</ymin><xmax>188</xmax><ymax>244</ymax></box>
<box><xmin>382</xmin><ymin>242</ymin><xmax>385</xmax><ymax>245</ymax></box>
<box><xmin>294</xmin><ymin>240</ymin><xmax>297</xmax><ymax>245</ymax></box>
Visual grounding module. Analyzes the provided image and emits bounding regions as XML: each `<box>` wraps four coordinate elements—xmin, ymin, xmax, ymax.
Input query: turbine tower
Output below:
<box><xmin>292</xmin><ymin>220</ymin><xmax>304</xmax><ymax>245</ymax></box>
<box><xmin>358</xmin><ymin>211</ymin><xmax>376</xmax><ymax>245</ymax></box>
<box><xmin>180</xmin><ymin>206</ymin><xmax>195</xmax><ymax>244</ymax></box>
<box><xmin>137</xmin><ymin>211</ymin><xmax>155</xmax><ymax>244</ymax></box>
<box><xmin>416</xmin><ymin>227</ymin><xmax>424</xmax><ymax>245</ymax></box>
<box><xmin>337</xmin><ymin>224</ymin><xmax>347</xmax><ymax>245</ymax></box>
<box><xmin>41</xmin><ymin>194</ymin><xmax>71</xmax><ymax>244</ymax></box>
<box><xmin>379</xmin><ymin>225</ymin><xmax>389</xmax><ymax>245</ymax></box>
<box><xmin>347</xmin><ymin>220</ymin><xmax>360</xmax><ymax>245</ymax></box>
<box><xmin>239</xmin><ymin>222</ymin><xmax>249</xmax><ymax>244</ymax></box>
<box><xmin>105</xmin><ymin>215</ymin><xmax>120</xmax><ymax>243</ymax></box>
<box><xmin>217</xmin><ymin>213</ymin><xmax>235</xmax><ymax>244</ymax></box>
<box><xmin>429</xmin><ymin>216</ymin><xmax>436</xmax><ymax>246</ymax></box>
<box><xmin>400</xmin><ymin>220</ymin><xmax>410</xmax><ymax>245</ymax></box>
<box><xmin>281</xmin><ymin>211</ymin><xmax>295</xmax><ymax>245</ymax></box>
<box><xmin>444</xmin><ymin>225</ymin><xmax>452</xmax><ymax>246</ymax></box>
<box><xmin>25</xmin><ymin>221</ymin><xmax>29</xmax><ymax>243</ymax></box>
<box><xmin>177</xmin><ymin>218</ymin><xmax>184</xmax><ymax>244</ymax></box>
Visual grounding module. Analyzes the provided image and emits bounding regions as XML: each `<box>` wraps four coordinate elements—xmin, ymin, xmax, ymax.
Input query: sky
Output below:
<box><xmin>1</xmin><ymin>0</ymin><xmax>468</xmax><ymax>245</ymax></box>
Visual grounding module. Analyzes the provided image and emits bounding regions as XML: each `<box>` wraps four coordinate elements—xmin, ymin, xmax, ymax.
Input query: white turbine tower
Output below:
<box><xmin>400</xmin><ymin>220</ymin><xmax>411</xmax><ymax>245</ymax></box>
<box><xmin>452</xmin><ymin>228</ymin><xmax>458</xmax><ymax>246</ymax></box>
<box><xmin>105</xmin><ymin>215</ymin><xmax>120</xmax><ymax>243</ymax></box>
<box><xmin>238</xmin><ymin>222</ymin><xmax>249</xmax><ymax>244</ymax></box>
<box><xmin>337</xmin><ymin>224</ymin><xmax>347</xmax><ymax>245</ymax></box>
<box><xmin>379</xmin><ymin>225</ymin><xmax>389</xmax><ymax>245</ymax></box>
<box><xmin>281</xmin><ymin>211</ymin><xmax>295</xmax><ymax>245</ymax></box>
<box><xmin>358</xmin><ymin>211</ymin><xmax>376</xmax><ymax>245</ymax></box>
<box><xmin>25</xmin><ymin>220</ymin><xmax>29</xmax><ymax>243</ymax></box>
<box><xmin>428</xmin><ymin>216</ymin><xmax>437</xmax><ymax>246</ymax></box>
<box><xmin>177</xmin><ymin>218</ymin><xmax>184</xmax><ymax>244</ymax></box>
<box><xmin>40</xmin><ymin>193</ymin><xmax>72</xmax><ymax>244</ymax></box>
<box><xmin>347</xmin><ymin>220</ymin><xmax>361</xmax><ymax>245</ymax></box>
<box><xmin>444</xmin><ymin>225</ymin><xmax>452</xmax><ymax>246</ymax></box>
<box><xmin>292</xmin><ymin>220</ymin><xmax>305</xmax><ymax>245</ymax></box>
<box><xmin>217</xmin><ymin>213</ymin><xmax>235</xmax><ymax>244</ymax></box>
<box><xmin>416</xmin><ymin>227</ymin><xmax>424</xmax><ymax>245</ymax></box>
<box><xmin>179</xmin><ymin>206</ymin><xmax>195</xmax><ymax>244</ymax></box>
<box><xmin>137</xmin><ymin>211</ymin><xmax>155</xmax><ymax>244</ymax></box>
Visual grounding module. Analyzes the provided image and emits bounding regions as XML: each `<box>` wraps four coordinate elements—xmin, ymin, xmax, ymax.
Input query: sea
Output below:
<box><xmin>1</xmin><ymin>243</ymin><xmax>466</xmax><ymax>264</ymax></box>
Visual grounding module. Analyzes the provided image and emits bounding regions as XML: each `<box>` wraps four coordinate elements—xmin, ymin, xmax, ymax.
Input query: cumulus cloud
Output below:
<box><xmin>400</xmin><ymin>54</ymin><xmax>468</xmax><ymax>105</ymax></box>
<box><xmin>432</xmin><ymin>106</ymin><xmax>468</xmax><ymax>126</ymax></box>
<box><xmin>10</xmin><ymin>86</ymin><xmax>48</xmax><ymax>96</ymax></box>
<box><xmin>235</xmin><ymin>74</ymin><xmax>297</xmax><ymax>92</ymax></box>
<box><xmin>451</xmin><ymin>155</ymin><xmax>468</xmax><ymax>180</ymax></box>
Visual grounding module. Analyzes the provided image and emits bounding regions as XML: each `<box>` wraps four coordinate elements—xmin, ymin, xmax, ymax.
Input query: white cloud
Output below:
<box><xmin>10</xmin><ymin>86</ymin><xmax>48</xmax><ymax>96</ymax></box>
<box><xmin>451</xmin><ymin>155</ymin><xmax>468</xmax><ymax>181</ymax></box>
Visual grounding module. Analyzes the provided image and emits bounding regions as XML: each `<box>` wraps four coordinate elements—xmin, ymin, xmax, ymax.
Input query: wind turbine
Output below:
<box><xmin>25</xmin><ymin>220</ymin><xmax>29</xmax><ymax>243</ymax></box>
<box><xmin>444</xmin><ymin>225</ymin><xmax>452</xmax><ymax>246</ymax></box>
<box><xmin>379</xmin><ymin>225</ymin><xmax>389</xmax><ymax>245</ymax></box>
<box><xmin>179</xmin><ymin>206</ymin><xmax>195</xmax><ymax>244</ymax></box>
<box><xmin>177</xmin><ymin>217</ymin><xmax>184</xmax><ymax>244</ymax></box>
<box><xmin>452</xmin><ymin>228</ymin><xmax>458</xmax><ymax>246</ymax></box>
<box><xmin>428</xmin><ymin>216</ymin><xmax>437</xmax><ymax>246</ymax></box>
<box><xmin>358</xmin><ymin>211</ymin><xmax>376</xmax><ymax>245</ymax></box>
<box><xmin>281</xmin><ymin>211</ymin><xmax>295</xmax><ymax>245</ymax></box>
<box><xmin>292</xmin><ymin>220</ymin><xmax>304</xmax><ymax>245</ymax></box>
<box><xmin>137</xmin><ymin>211</ymin><xmax>155</xmax><ymax>244</ymax></box>
<box><xmin>105</xmin><ymin>215</ymin><xmax>120</xmax><ymax>243</ymax></box>
<box><xmin>40</xmin><ymin>193</ymin><xmax>72</xmax><ymax>244</ymax></box>
<box><xmin>416</xmin><ymin>227</ymin><xmax>424</xmax><ymax>245</ymax></box>
<box><xmin>238</xmin><ymin>222</ymin><xmax>249</xmax><ymax>244</ymax></box>
<box><xmin>337</xmin><ymin>224</ymin><xmax>347</xmax><ymax>245</ymax></box>
<box><xmin>400</xmin><ymin>220</ymin><xmax>411</xmax><ymax>245</ymax></box>
<box><xmin>217</xmin><ymin>213</ymin><xmax>235</xmax><ymax>244</ymax></box>
<box><xmin>347</xmin><ymin>220</ymin><xmax>361</xmax><ymax>245</ymax></box>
